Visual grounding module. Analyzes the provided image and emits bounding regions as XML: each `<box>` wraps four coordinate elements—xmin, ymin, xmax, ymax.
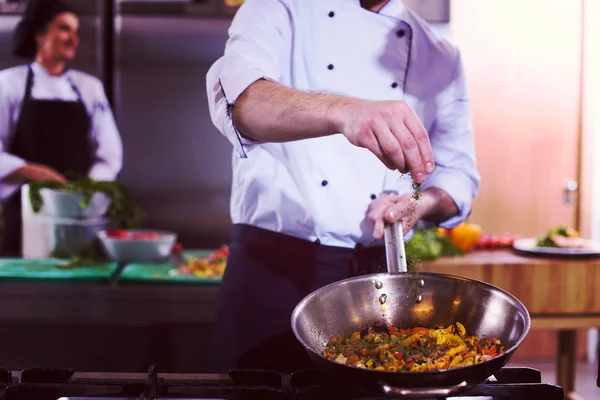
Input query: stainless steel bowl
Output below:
<box><xmin>97</xmin><ymin>229</ymin><xmax>177</xmax><ymax>263</ymax></box>
<box><xmin>43</xmin><ymin>217</ymin><xmax>110</xmax><ymax>259</ymax></box>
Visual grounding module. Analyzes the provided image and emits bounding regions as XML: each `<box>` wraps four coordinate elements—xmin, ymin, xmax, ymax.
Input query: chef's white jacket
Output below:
<box><xmin>0</xmin><ymin>62</ymin><xmax>123</xmax><ymax>203</ymax></box>
<box><xmin>208</xmin><ymin>0</ymin><xmax>481</xmax><ymax>248</ymax></box>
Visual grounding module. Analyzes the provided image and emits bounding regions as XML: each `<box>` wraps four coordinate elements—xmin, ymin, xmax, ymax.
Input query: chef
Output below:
<box><xmin>206</xmin><ymin>0</ymin><xmax>480</xmax><ymax>372</ymax></box>
<box><xmin>0</xmin><ymin>0</ymin><xmax>122</xmax><ymax>256</ymax></box>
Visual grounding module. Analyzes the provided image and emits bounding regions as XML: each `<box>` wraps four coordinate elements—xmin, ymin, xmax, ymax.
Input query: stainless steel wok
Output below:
<box><xmin>291</xmin><ymin>222</ymin><xmax>531</xmax><ymax>399</ymax></box>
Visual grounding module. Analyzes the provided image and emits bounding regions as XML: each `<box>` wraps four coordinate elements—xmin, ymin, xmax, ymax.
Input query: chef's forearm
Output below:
<box><xmin>3</xmin><ymin>163</ymin><xmax>66</xmax><ymax>185</ymax></box>
<box><xmin>232</xmin><ymin>79</ymin><xmax>352</xmax><ymax>142</ymax></box>
<box><xmin>419</xmin><ymin>187</ymin><xmax>460</xmax><ymax>224</ymax></box>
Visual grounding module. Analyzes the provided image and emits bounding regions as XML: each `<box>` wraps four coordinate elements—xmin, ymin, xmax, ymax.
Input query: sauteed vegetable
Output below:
<box><xmin>323</xmin><ymin>323</ymin><xmax>503</xmax><ymax>372</ymax></box>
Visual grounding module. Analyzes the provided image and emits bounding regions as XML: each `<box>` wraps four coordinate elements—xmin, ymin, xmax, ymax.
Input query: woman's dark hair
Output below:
<box><xmin>12</xmin><ymin>0</ymin><xmax>76</xmax><ymax>58</ymax></box>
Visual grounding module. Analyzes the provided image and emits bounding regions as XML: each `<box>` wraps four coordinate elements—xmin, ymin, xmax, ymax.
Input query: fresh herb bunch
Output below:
<box><xmin>405</xmin><ymin>228</ymin><xmax>463</xmax><ymax>267</ymax></box>
<box><xmin>28</xmin><ymin>176</ymin><xmax>144</xmax><ymax>229</ymax></box>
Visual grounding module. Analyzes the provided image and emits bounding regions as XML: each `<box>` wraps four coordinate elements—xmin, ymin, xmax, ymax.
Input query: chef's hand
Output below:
<box><xmin>368</xmin><ymin>192</ymin><xmax>437</xmax><ymax>240</ymax></box>
<box><xmin>340</xmin><ymin>100</ymin><xmax>435</xmax><ymax>184</ymax></box>
<box><xmin>369</xmin><ymin>188</ymin><xmax>460</xmax><ymax>239</ymax></box>
<box><xmin>5</xmin><ymin>163</ymin><xmax>67</xmax><ymax>184</ymax></box>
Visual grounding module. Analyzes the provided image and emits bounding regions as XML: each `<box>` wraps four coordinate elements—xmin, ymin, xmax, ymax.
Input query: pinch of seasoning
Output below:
<box><xmin>411</xmin><ymin>182</ymin><xmax>422</xmax><ymax>200</ymax></box>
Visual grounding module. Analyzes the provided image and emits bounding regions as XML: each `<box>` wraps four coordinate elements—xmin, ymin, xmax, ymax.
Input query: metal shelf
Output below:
<box><xmin>0</xmin><ymin>2</ymin><xmax>25</xmax><ymax>14</ymax></box>
<box><xmin>0</xmin><ymin>0</ymin><xmax>107</xmax><ymax>16</ymax></box>
<box><xmin>0</xmin><ymin>0</ymin><xmax>239</xmax><ymax>18</ymax></box>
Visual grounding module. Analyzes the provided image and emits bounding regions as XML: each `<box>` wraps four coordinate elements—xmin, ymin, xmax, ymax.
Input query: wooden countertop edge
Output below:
<box><xmin>531</xmin><ymin>315</ymin><xmax>600</xmax><ymax>330</ymax></box>
<box><xmin>421</xmin><ymin>249</ymin><xmax>600</xmax><ymax>267</ymax></box>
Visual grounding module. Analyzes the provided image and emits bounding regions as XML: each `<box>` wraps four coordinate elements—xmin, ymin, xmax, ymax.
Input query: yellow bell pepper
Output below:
<box><xmin>446</xmin><ymin>343</ymin><xmax>467</xmax><ymax>356</ymax></box>
<box><xmin>449</xmin><ymin>222</ymin><xmax>483</xmax><ymax>252</ymax></box>
<box><xmin>456</xmin><ymin>322</ymin><xmax>467</xmax><ymax>337</ymax></box>
<box><xmin>450</xmin><ymin>354</ymin><xmax>464</xmax><ymax>367</ymax></box>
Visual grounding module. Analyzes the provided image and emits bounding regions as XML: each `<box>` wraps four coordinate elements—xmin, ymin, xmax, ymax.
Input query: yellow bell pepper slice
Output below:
<box><xmin>446</xmin><ymin>344</ymin><xmax>467</xmax><ymax>356</ymax></box>
<box><xmin>456</xmin><ymin>322</ymin><xmax>466</xmax><ymax>337</ymax></box>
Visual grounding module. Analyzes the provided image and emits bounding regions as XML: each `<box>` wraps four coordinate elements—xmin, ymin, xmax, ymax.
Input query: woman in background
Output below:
<box><xmin>0</xmin><ymin>0</ymin><xmax>122</xmax><ymax>256</ymax></box>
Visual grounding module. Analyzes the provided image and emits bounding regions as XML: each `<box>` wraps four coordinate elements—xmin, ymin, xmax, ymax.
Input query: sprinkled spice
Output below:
<box><xmin>411</xmin><ymin>182</ymin><xmax>422</xmax><ymax>200</ymax></box>
<box><xmin>406</xmin><ymin>180</ymin><xmax>423</xmax><ymax>271</ymax></box>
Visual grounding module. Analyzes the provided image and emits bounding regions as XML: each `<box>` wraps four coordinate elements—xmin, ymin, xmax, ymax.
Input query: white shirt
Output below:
<box><xmin>206</xmin><ymin>0</ymin><xmax>481</xmax><ymax>248</ymax></box>
<box><xmin>0</xmin><ymin>62</ymin><xmax>123</xmax><ymax>203</ymax></box>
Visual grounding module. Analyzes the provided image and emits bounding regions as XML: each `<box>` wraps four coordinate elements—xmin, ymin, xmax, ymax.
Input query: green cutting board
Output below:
<box><xmin>118</xmin><ymin>250</ymin><xmax>222</xmax><ymax>284</ymax></box>
<box><xmin>0</xmin><ymin>258</ymin><xmax>118</xmax><ymax>281</ymax></box>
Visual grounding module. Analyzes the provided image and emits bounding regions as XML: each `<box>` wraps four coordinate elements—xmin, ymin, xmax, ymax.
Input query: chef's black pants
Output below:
<box><xmin>210</xmin><ymin>223</ymin><xmax>386</xmax><ymax>374</ymax></box>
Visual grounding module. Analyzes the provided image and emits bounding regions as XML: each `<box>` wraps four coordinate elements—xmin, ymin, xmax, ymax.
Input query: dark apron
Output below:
<box><xmin>210</xmin><ymin>223</ymin><xmax>387</xmax><ymax>373</ymax></box>
<box><xmin>1</xmin><ymin>66</ymin><xmax>93</xmax><ymax>256</ymax></box>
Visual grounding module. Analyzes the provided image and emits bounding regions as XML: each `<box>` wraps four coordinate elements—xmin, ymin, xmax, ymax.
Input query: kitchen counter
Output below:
<box><xmin>0</xmin><ymin>250</ymin><xmax>222</xmax><ymax>327</ymax></box>
<box><xmin>0</xmin><ymin>252</ymin><xmax>221</xmax><ymax>373</ymax></box>
<box><xmin>421</xmin><ymin>249</ymin><xmax>600</xmax><ymax>322</ymax></box>
<box><xmin>0</xmin><ymin>249</ymin><xmax>598</xmax><ymax>395</ymax></box>
<box><xmin>420</xmin><ymin>249</ymin><xmax>600</xmax><ymax>400</ymax></box>
<box><xmin>0</xmin><ymin>250</ymin><xmax>220</xmax><ymax>284</ymax></box>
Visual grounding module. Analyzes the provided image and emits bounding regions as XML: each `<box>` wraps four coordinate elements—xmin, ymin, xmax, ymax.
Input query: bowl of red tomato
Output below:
<box><xmin>97</xmin><ymin>229</ymin><xmax>177</xmax><ymax>263</ymax></box>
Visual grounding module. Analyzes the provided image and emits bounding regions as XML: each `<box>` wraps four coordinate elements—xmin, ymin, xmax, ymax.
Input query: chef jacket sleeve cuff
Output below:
<box><xmin>0</xmin><ymin>153</ymin><xmax>26</xmax><ymax>178</ymax></box>
<box><xmin>421</xmin><ymin>168</ymin><xmax>477</xmax><ymax>228</ymax></box>
<box><xmin>219</xmin><ymin>67</ymin><xmax>275</xmax><ymax>106</ymax></box>
<box><xmin>206</xmin><ymin>0</ymin><xmax>291</xmax><ymax>158</ymax></box>
<box><xmin>0</xmin><ymin>153</ymin><xmax>26</xmax><ymax>203</ymax></box>
<box><xmin>220</xmin><ymin>69</ymin><xmax>274</xmax><ymax>156</ymax></box>
<box><xmin>88</xmin><ymin>163</ymin><xmax>119</xmax><ymax>182</ymax></box>
<box><xmin>208</xmin><ymin>64</ymin><xmax>278</xmax><ymax>157</ymax></box>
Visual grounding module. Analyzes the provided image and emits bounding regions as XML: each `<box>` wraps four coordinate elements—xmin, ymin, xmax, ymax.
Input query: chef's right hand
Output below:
<box><xmin>15</xmin><ymin>163</ymin><xmax>67</xmax><ymax>184</ymax></box>
<box><xmin>338</xmin><ymin>99</ymin><xmax>435</xmax><ymax>184</ymax></box>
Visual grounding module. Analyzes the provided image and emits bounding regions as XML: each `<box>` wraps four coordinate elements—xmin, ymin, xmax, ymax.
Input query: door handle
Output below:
<box><xmin>564</xmin><ymin>180</ymin><xmax>579</xmax><ymax>204</ymax></box>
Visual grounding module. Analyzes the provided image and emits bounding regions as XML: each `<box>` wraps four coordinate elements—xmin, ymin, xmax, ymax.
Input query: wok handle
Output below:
<box><xmin>379</xmin><ymin>380</ymin><xmax>468</xmax><ymax>399</ymax></box>
<box><xmin>384</xmin><ymin>221</ymin><xmax>408</xmax><ymax>274</ymax></box>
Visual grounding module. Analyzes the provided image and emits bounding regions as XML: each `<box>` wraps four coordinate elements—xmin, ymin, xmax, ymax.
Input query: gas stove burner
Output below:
<box><xmin>0</xmin><ymin>365</ymin><xmax>564</xmax><ymax>400</ymax></box>
<box><xmin>289</xmin><ymin>367</ymin><xmax>564</xmax><ymax>400</ymax></box>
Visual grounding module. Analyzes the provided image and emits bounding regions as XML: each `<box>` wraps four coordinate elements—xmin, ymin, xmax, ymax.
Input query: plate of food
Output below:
<box><xmin>512</xmin><ymin>226</ymin><xmax>600</xmax><ymax>257</ymax></box>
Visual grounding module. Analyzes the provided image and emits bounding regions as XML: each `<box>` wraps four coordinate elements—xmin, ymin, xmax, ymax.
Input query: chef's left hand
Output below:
<box><xmin>368</xmin><ymin>192</ymin><xmax>432</xmax><ymax>240</ymax></box>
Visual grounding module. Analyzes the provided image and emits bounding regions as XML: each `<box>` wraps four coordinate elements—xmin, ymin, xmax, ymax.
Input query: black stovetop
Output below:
<box><xmin>0</xmin><ymin>365</ymin><xmax>564</xmax><ymax>400</ymax></box>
